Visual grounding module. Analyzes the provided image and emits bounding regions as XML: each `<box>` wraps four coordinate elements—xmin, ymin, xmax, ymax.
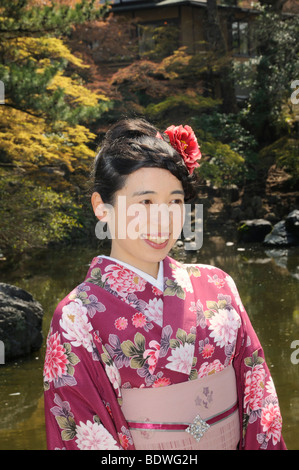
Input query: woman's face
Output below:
<box><xmin>96</xmin><ymin>167</ymin><xmax>185</xmax><ymax>276</ymax></box>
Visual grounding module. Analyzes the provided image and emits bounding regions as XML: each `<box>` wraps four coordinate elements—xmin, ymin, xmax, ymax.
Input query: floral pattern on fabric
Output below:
<box><xmin>44</xmin><ymin>255</ymin><xmax>286</xmax><ymax>450</ymax></box>
<box><xmin>49</xmin><ymin>393</ymin><xmax>122</xmax><ymax>450</ymax></box>
<box><xmin>243</xmin><ymin>351</ymin><xmax>283</xmax><ymax>449</ymax></box>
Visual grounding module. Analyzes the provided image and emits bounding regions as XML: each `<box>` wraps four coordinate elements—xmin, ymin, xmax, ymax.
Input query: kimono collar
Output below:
<box><xmin>98</xmin><ymin>255</ymin><xmax>164</xmax><ymax>292</ymax></box>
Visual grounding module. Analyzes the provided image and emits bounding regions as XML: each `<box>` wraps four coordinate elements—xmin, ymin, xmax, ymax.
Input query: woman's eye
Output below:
<box><xmin>140</xmin><ymin>199</ymin><xmax>152</xmax><ymax>205</ymax></box>
<box><xmin>170</xmin><ymin>199</ymin><xmax>184</xmax><ymax>205</ymax></box>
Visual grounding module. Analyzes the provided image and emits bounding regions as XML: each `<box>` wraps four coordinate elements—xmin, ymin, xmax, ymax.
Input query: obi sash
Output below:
<box><xmin>121</xmin><ymin>365</ymin><xmax>240</xmax><ymax>450</ymax></box>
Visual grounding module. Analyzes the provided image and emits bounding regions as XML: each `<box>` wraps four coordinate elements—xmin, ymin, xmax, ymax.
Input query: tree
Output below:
<box><xmin>243</xmin><ymin>9</ymin><xmax>299</xmax><ymax>144</ymax></box>
<box><xmin>0</xmin><ymin>0</ymin><xmax>111</xmax><ymax>172</ymax></box>
<box><xmin>205</xmin><ymin>0</ymin><xmax>238</xmax><ymax>113</ymax></box>
<box><xmin>0</xmin><ymin>0</ymin><xmax>111</xmax><ymax>256</ymax></box>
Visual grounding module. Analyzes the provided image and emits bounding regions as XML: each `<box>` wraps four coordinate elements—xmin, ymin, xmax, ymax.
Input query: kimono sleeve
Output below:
<box><xmin>226</xmin><ymin>275</ymin><xmax>287</xmax><ymax>450</ymax></box>
<box><xmin>43</xmin><ymin>297</ymin><xmax>135</xmax><ymax>450</ymax></box>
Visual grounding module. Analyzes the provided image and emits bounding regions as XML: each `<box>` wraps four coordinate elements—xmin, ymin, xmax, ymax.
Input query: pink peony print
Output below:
<box><xmin>172</xmin><ymin>265</ymin><xmax>193</xmax><ymax>292</ymax></box>
<box><xmin>132</xmin><ymin>312</ymin><xmax>147</xmax><ymax>328</ymax></box>
<box><xmin>208</xmin><ymin>308</ymin><xmax>241</xmax><ymax>348</ymax></box>
<box><xmin>265</xmin><ymin>377</ymin><xmax>277</xmax><ymax>397</ymax></box>
<box><xmin>144</xmin><ymin>298</ymin><xmax>163</xmax><ymax>327</ymax></box>
<box><xmin>118</xmin><ymin>432</ymin><xmax>130</xmax><ymax>450</ymax></box>
<box><xmin>143</xmin><ymin>340</ymin><xmax>161</xmax><ymax>374</ymax></box>
<box><xmin>207</xmin><ymin>274</ymin><xmax>225</xmax><ymax>288</ymax></box>
<box><xmin>152</xmin><ymin>285</ymin><xmax>163</xmax><ymax>296</ymax></box>
<box><xmin>75</xmin><ymin>420</ymin><xmax>119</xmax><ymax>450</ymax></box>
<box><xmin>197</xmin><ymin>359</ymin><xmax>224</xmax><ymax>378</ymax></box>
<box><xmin>114</xmin><ymin>317</ymin><xmax>128</xmax><ymax>331</ymax></box>
<box><xmin>202</xmin><ymin>342</ymin><xmax>215</xmax><ymax>359</ymax></box>
<box><xmin>106</xmin><ymin>363</ymin><xmax>121</xmax><ymax>391</ymax></box>
<box><xmin>261</xmin><ymin>402</ymin><xmax>282</xmax><ymax>446</ymax></box>
<box><xmin>244</xmin><ymin>364</ymin><xmax>266</xmax><ymax>414</ymax></box>
<box><xmin>44</xmin><ymin>332</ymin><xmax>68</xmax><ymax>382</ymax></box>
<box><xmin>102</xmin><ymin>265</ymin><xmax>147</xmax><ymax>296</ymax></box>
<box><xmin>153</xmin><ymin>377</ymin><xmax>171</xmax><ymax>388</ymax></box>
<box><xmin>165</xmin><ymin>342</ymin><xmax>194</xmax><ymax>374</ymax></box>
<box><xmin>60</xmin><ymin>299</ymin><xmax>93</xmax><ymax>352</ymax></box>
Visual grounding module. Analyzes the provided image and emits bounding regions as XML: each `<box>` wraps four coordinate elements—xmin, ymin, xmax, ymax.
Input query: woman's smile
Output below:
<box><xmin>141</xmin><ymin>233</ymin><xmax>170</xmax><ymax>249</ymax></box>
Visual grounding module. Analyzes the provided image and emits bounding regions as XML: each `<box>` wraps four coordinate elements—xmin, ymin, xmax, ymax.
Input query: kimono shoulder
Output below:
<box><xmin>183</xmin><ymin>261</ymin><xmax>245</xmax><ymax>314</ymax></box>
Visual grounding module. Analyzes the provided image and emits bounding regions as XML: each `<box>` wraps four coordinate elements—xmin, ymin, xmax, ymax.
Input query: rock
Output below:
<box><xmin>230</xmin><ymin>206</ymin><xmax>245</xmax><ymax>222</ymax></box>
<box><xmin>285</xmin><ymin>209</ymin><xmax>299</xmax><ymax>237</ymax></box>
<box><xmin>0</xmin><ymin>283</ymin><xmax>44</xmax><ymax>361</ymax></box>
<box><xmin>238</xmin><ymin>219</ymin><xmax>273</xmax><ymax>242</ymax></box>
<box><xmin>263</xmin><ymin>219</ymin><xmax>299</xmax><ymax>247</ymax></box>
<box><xmin>264</xmin><ymin>212</ymin><xmax>280</xmax><ymax>224</ymax></box>
<box><xmin>220</xmin><ymin>184</ymin><xmax>240</xmax><ymax>203</ymax></box>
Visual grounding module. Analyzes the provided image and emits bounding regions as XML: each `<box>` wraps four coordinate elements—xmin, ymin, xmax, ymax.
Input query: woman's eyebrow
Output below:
<box><xmin>132</xmin><ymin>190</ymin><xmax>155</xmax><ymax>197</ymax></box>
<box><xmin>132</xmin><ymin>190</ymin><xmax>184</xmax><ymax>197</ymax></box>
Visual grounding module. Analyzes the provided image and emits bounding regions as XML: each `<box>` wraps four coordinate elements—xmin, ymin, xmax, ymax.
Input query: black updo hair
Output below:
<box><xmin>90</xmin><ymin>118</ymin><xmax>198</xmax><ymax>206</ymax></box>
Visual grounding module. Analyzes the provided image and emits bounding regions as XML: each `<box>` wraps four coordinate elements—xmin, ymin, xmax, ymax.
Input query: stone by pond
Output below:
<box><xmin>237</xmin><ymin>210</ymin><xmax>299</xmax><ymax>247</ymax></box>
<box><xmin>0</xmin><ymin>283</ymin><xmax>44</xmax><ymax>361</ymax></box>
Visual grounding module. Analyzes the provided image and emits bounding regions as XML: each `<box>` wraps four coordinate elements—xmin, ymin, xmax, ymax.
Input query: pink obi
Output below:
<box><xmin>121</xmin><ymin>365</ymin><xmax>240</xmax><ymax>450</ymax></box>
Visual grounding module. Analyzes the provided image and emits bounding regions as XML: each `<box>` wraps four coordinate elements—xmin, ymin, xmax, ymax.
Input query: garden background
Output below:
<box><xmin>0</xmin><ymin>0</ymin><xmax>298</xmax><ymax>450</ymax></box>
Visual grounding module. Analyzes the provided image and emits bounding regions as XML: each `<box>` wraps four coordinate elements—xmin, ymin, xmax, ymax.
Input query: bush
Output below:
<box><xmin>259</xmin><ymin>137</ymin><xmax>299</xmax><ymax>186</ymax></box>
<box><xmin>0</xmin><ymin>171</ymin><xmax>85</xmax><ymax>254</ymax></box>
<box><xmin>196</xmin><ymin>132</ymin><xmax>245</xmax><ymax>187</ymax></box>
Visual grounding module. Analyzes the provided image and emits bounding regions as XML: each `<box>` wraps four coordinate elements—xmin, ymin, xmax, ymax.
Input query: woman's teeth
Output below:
<box><xmin>142</xmin><ymin>235</ymin><xmax>169</xmax><ymax>244</ymax></box>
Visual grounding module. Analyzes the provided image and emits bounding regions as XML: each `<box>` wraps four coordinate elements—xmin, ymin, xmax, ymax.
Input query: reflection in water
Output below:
<box><xmin>0</xmin><ymin>238</ymin><xmax>298</xmax><ymax>450</ymax></box>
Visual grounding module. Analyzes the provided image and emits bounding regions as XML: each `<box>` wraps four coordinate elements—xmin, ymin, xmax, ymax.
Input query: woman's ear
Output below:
<box><xmin>91</xmin><ymin>192</ymin><xmax>109</xmax><ymax>222</ymax></box>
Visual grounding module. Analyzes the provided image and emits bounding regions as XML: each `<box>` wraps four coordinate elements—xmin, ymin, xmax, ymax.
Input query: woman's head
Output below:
<box><xmin>90</xmin><ymin>118</ymin><xmax>200</xmax><ymax>275</ymax></box>
<box><xmin>91</xmin><ymin>118</ymin><xmax>198</xmax><ymax>206</ymax></box>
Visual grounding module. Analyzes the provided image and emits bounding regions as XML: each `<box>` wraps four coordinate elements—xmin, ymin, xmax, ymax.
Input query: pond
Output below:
<box><xmin>0</xmin><ymin>235</ymin><xmax>298</xmax><ymax>450</ymax></box>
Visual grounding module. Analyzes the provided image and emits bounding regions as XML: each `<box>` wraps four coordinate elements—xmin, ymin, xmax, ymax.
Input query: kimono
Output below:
<box><xmin>43</xmin><ymin>254</ymin><xmax>287</xmax><ymax>450</ymax></box>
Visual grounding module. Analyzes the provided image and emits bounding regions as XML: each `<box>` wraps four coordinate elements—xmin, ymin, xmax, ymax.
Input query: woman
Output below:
<box><xmin>43</xmin><ymin>118</ymin><xmax>286</xmax><ymax>450</ymax></box>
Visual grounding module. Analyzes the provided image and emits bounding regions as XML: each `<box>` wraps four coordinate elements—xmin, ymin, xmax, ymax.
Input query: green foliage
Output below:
<box><xmin>0</xmin><ymin>0</ymin><xmax>110</xmax><ymax>35</ymax></box>
<box><xmin>139</xmin><ymin>24</ymin><xmax>180</xmax><ymax>60</ymax></box>
<box><xmin>192</xmin><ymin>112</ymin><xmax>258</xmax><ymax>157</ymax></box>
<box><xmin>259</xmin><ymin>137</ymin><xmax>299</xmax><ymax>185</ymax></box>
<box><xmin>0</xmin><ymin>170</ymin><xmax>85</xmax><ymax>253</ymax></box>
<box><xmin>0</xmin><ymin>0</ymin><xmax>111</xmax><ymax>255</ymax></box>
<box><xmin>191</xmin><ymin>112</ymin><xmax>258</xmax><ymax>184</ymax></box>
<box><xmin>197</xmin><ymin>133</ymin><xmax>245</xmax><ymax>187</ymax></box>
<box><xmin>242</xmin><ymin>10</ymin><xmax>299</xmax><ymax>143</ymax></box>
<box><xmin>145</xmin><ymin>95</ymin><xmax>221</xmax><ymax>122</ymax></box>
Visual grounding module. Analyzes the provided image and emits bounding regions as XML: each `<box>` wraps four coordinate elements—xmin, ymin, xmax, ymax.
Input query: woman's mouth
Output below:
<box><xmin>140</xmin><ymin>233</ymin><xmax>170</xmax><ymax>249</ymax></box>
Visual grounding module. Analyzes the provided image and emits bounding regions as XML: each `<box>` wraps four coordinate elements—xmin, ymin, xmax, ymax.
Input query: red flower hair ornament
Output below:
<box><xmin>156</xmin><ymin>125</ymin><xmax>201</xmax><ymax>175</ymax></box>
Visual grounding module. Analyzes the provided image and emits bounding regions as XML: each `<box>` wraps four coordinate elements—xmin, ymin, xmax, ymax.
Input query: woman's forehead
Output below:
<box><xmin>123</xmin><ymin>167</ymin><xmax>184</xmax><ymax>194</ymax></box>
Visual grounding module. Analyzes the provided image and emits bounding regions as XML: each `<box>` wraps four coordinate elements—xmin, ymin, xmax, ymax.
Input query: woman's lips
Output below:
<box><xmin>140</xmin><ymin>233</ymin><xmax>170</xmax><ymax>249</ymax></box>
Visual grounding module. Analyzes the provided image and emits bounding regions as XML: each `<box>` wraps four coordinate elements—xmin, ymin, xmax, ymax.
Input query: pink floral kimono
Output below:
<box><xmin>43</xmin><ymin>255</ymin><xmax>286</xmax><ymax>450</ymax></box>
